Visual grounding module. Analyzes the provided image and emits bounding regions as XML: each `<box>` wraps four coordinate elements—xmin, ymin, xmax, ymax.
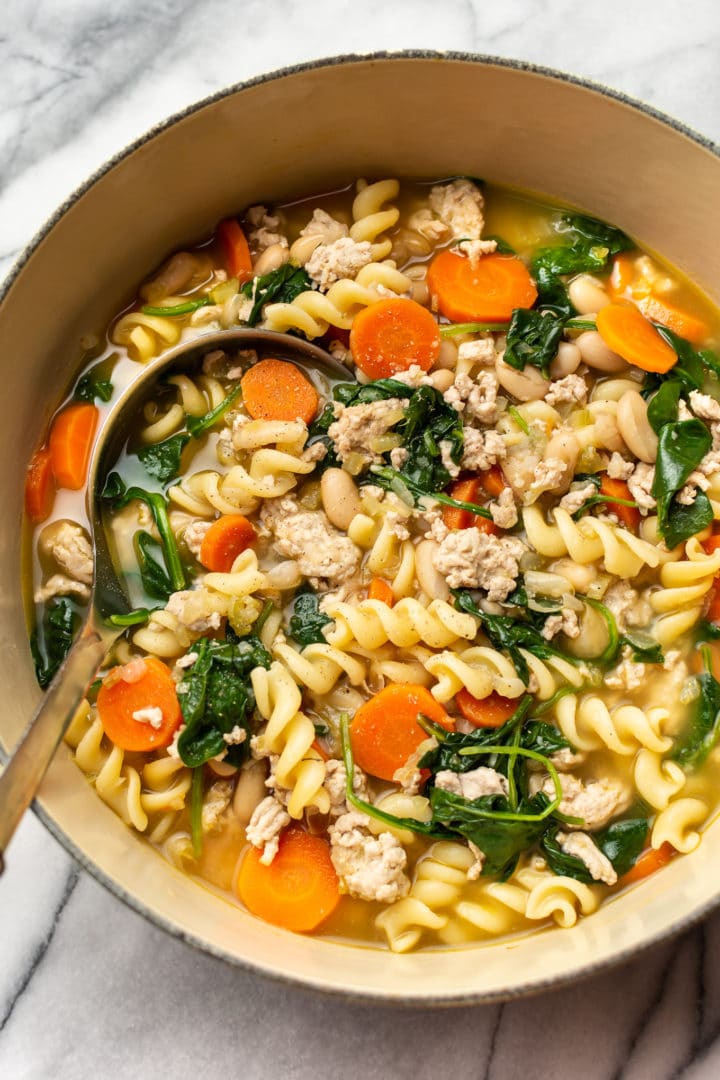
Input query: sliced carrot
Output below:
<box><xmin>97</xmin><ymin>656</ymin><xmax>182</xmax><ymax>752</ymax></box>
<box><xmin>596</xmin><ymin>303</ymin><xmax>677</xmax><ymax>374</ymax></box>
<box><xmin>619</xmin><ymin>842</ymin><xmax>675</xmax><ymax>886</ymax></box>
<box><xmin>442</xmin><ymin>477</ymin><xmax>499</xmax><ymax>534</ymax></box>
<box><xmin>368</xmin><ymin>577</ymin><xmax>394</xmax><ymax>606</ymax></box>
<box><xmin>350</xmin><ymin>683</ymin><xmax>453</xmax><ymax>781</ymax></box>
<box><xmin>236</xmin><ymin>827</ymin><xmax>340</xmax><ymax>932</ymax></box>
<box><xmin>25</xmin><ymin>447</ymin><xmax>56</xmax><ymax>524</ymax></box>
<box><xmin>599</xmin><ymin>474</ymin><xmax>640</xmax><ymax>531</ymax></box>
<box><xmin>310</xmin><ymin>738</ymin><xmax>330</xmax><ymax>762</ymax></box>
<box><xmin>609</xmin><ymin>253</ymin><xmax>635</xmax><ymax>298</ymax></box>
<box><xmin>241</xmin><ymin>359</ymin><xmax>319</xmax><ymax>424</ymax></box>
<box><xmin>349</xmin><ymin>298</ymin><xmax>441</xmax><ymax>379</ymax></box>
<box><xmin>636</xmin><ymin>295</ymin><xmax>708</xmax><ymax>346</ymax></box>
<box><xmin>217</xmin><ymin>218</ymin><xmax>253</xmax><ymax>281</ymax></box>
<box><xmin>703</xmin><ymin>531</ymin><xmax>720</xmax><ymax>556</ymax></box>
<box><xmin>456</xmin><ymin>688</ymin><xmax>518</xmax><ymax>728</ymax></box>
<box><xmin>48</xmin><ymin>402</ymin><xmax>99</xmax><ymax>490</ymax></box>
<box><xmin>199</xmin><ymin>514</ymin><xmax>256</xmax><ymax>573</ymax></box>
<box><xmin>478</xmin><ymin>464</ymin><xmax>506</xmax><ymax>498</ymax></box>
<box><xmin>427</xmin><ymin>250</ymin><xmax>537</xmax><ymax>324</ymax></box>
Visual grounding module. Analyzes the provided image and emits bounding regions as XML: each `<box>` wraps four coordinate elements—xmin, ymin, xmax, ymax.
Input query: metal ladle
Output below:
<box><xmin>0</xmin><ymin>328</ymin><xmax>350</xmax><ymax>870</ymax></box>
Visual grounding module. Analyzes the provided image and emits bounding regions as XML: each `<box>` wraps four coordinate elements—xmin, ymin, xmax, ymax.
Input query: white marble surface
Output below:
<box><xmin>2</xmin><ymin>1</ymin><xmax>720</xmax><ymax>1077</ymax></box>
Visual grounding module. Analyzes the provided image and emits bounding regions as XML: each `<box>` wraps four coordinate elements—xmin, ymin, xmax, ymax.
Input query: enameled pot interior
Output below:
<box><xmin>1</xmin><ymin>55</ymin><xmax>719</xmax><ymax>1003</ymax></box>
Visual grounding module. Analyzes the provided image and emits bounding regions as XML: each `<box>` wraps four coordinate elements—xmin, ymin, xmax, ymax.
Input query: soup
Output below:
<box><xmin>25</xmin><ymin>177</ymin><xmax>720</xmax><ymax>951</ymax></box>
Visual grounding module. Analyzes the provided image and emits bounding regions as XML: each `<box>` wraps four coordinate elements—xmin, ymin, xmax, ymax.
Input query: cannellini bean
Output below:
<box><xmin>617</xmin><ymin>389</ymin><xmax>659</xmax><ymax>463</ymax></box>
<box><xmin>587</xmin><ymin>401</ymin><xmax>624</xmax><ymax>452</ymax></box>
<box><xmin>265</xmin><ymin>560</ymin><xmax>302</xmax><ymax>590</ymax></box>
<box><xmin>549</xmin><ymin>341</ymin><xmax>582</xmax><ymax>379</ymax></box>
<box><xmin>544</xmin><ymin>430</ymin><xmax>580</xmax><ymax>474</ymax></box>
<box><xmin>140</xmin><ymin>251</ymin><xmax>201</xmax><ymax>302</ymax></box>
<box><xmin>233</xmin><ymin>762</ymin><xmax>268</xmax><ymax>824</ymax></box>
<box><xmin>550</xmin><ymin>557</ymin><xmax>598</xmax><ymax>592</ymax></box>
<box><xmin>496</xmin><ymin>356</ymin><xmax>550</xmax><ymax>401</ymax></box>
<box><xmin>321</xmin><ymin>468</ymin><xmax>362</xmax><ymax>530</ymax></box>
<box><xmin>410</xmin><ymin>280</ymin><xmax>430</xmax><ymax>306</ymax></box>
<box><xmin>591</xmin><ymin>378</ymin><xmax>643</xmax><ymax>402</ymax></box>
<box><xmin>435</xmin><ymin>338</ymin><xmax>458</xmax><ymax>370</ymax></box>
<box><xmin>576</xmin><ymin>331</ymin><xmax>628</xmax><ymax>372</ymax></box>
<box><xmin>253</xmin><ymin>243</ymin><xmax>290</xmax><ymax>276</ymax></box>
<box><xmin>427</xmin><ymin>369</ymin><xmax>454</xmax><ymax>392</ymax></box>
<box><xmin>207</xmin><ymin>758</ymin><xmax>239</xmax><ymax>778</ymax></box>
<box><xmin>566</xmin><ymin>604</ymin><xmax>612</xmax><ymax>659</ymax></box>
<box><xmin>568</xmin><ymin>275</ymin><xmax>612</xmax><ymax>315</ymax></box>
<box><xmin>414</xmin><ymin>539</ymin><xmax>450</xmax><ymax>601</ymax></box>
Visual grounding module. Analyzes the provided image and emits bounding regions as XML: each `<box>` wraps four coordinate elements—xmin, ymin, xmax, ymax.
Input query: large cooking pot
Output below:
<box><xmin>1</xmin><ymin>53</ymin><xmax>718</xmax><ymax>1004</ymax></box>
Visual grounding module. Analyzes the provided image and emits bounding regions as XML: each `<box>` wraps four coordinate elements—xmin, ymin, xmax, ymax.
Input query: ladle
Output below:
<box><xmin>0</xmin><ymin>328</ymin><xmax>349</xmax><ymax>870</ymax></box>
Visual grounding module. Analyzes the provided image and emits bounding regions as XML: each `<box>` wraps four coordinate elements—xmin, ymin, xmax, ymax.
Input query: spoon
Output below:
<box><xmin>0</xmin><ymin>327</ymin><xmax>350</xmax><ymax>871</ymax></box>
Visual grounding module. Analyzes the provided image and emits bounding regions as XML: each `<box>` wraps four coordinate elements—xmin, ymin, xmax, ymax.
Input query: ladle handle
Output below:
<box><xmin>0</xmin><ymin>621</ymin><xmax>116</xmax><ymax>872</ymax></box>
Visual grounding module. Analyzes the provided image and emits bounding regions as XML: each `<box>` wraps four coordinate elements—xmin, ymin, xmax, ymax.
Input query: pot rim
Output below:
<box><xmin>5</xmin><ymin>49</ymin><xmax>719</xmax><ymax>1006</ymax></box>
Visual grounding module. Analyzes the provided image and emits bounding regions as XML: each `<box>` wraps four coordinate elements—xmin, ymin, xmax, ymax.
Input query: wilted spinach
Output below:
<box><xmin>287</xmin><ymin>587</ymin><xmax>333</xmax><ymax>647</ymax></box>
<box><xmin>503</xmin><ymin>308</ymin><xmax>565</xmax><ymax>377</ymax></box>
<box><xmin>651</xmin><ymin>418</ymin><xmax>713</xmax><ymax>546</ymax></box>
<box><xmin>240</xmin><ymin>263</ymin><xmax>312</xmax><ymax>327</ymax></box>
<box><xmin>137</xmin><ymin>433</ymin><xmax>190</xmax><ymax>484</ymax></box>
<box><xmin>102</xmin><ymin>473</ymin><xmax>186</xmax><ymax>592</ymax></box>
<box><xmin>74</xmin><ymin>365</ymin><xmax>113</xmax><ymax>404</ymax></box>
<box><xmin>671</xmin><ymin>646</ymin><xmax>720</xmax><ymax>769</ymax></box>
<box><xmin>31</xmin><ymin>597</ymin><xmax>77</xmax><ymax>689</ymax></box>
<box><xmin>134</xmin><ymin>531</ymin><xmax>173</xmax><ymax>601</ymax></box>
<box><xmin>542</xmin><ymin>817</ymin><xmax>648</xmax><ymax>883</ymax></box>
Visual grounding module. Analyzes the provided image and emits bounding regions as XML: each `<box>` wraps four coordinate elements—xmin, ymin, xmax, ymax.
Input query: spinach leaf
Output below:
<box><xmin>453</xmin><ymin>589</ymin><xmax>578</xmax><ymax>684</ymax></box>
<box><xmin>647</xmin><ymin>380</ymin><xmax>681</xmax><ymax>434</ymax></box>
<box><xmin>651</xmin><ymin>419</ymin><xmax>711</xmax><ymax>532</ymax></box>
<box><xmin>287</xmin><ymin>587</ymin><xmax>333</xmax><ymax>647</ymax></box>
<box><xmin>134</xmin><ymin>531</ymin><xmax>173</xmax><ymax>601</ymax></box>
<box><xmin>240</xmin><ymin>264</ymin><xmax>312</xmax><ymax>327</ymax></box>
<box><xmin>671</xmin><ymin>650</ymin><xmax>720</xmax><ymax>768</ymax></box>
<box><xmin>137</xmin><ymin>433</ymin><xmax>189</xmax><ymax>484</ymax></box>
<box><xmin>430</xmin><ymin>787</ymin><xmax>551</xmax><ymax>876</ymax></box>
<box><xmin>531</xmin><ymin>214</ymin><xmax>631</xmax><ymax>319</ymax></box>
<box><xmin>484</xmin><ymin>234</ymin><xmax>515</xmax><ymax>255</ymax></box>
<box><xmin>503</xmin><ymin>309</ymin><xmax>565</xmax><ymax>377</ymax></box>
<box><xmin>521</xmin><ymin>720</ymin><xmax>572</xmax><ymax>757</ymax></box>
<box><xmin>419</xmin><ymin>697</ymin><xmax>533</xmax><ymax>774</ymax></box>
<box><xmin>74</xmin><ymin>366</ymin><xmax>113</xmax><ymax>404</ymax></box>
<box><xmin>177</xmin><ymin>634</ymin><xmax>272</xmax><ymax>767</ymax></box>
<box><xmin>186</xmin><ymin>385</ymin><xmax>241</xmax><ymax>437</ymax></box>
<box><xmin>102</xmin><ymin>473</ymin><xmax>186</xmax><ymax>591</ymax></box>
<box><xmin>663</xmin><ymin>490</ymin><xmax>713</xmax><ymax>549</ymax></box>
<box><xmin>30</xmin><ymin>597</ymin><xmax>77</xmax><ymax>689</ymax></box>
<box><xmin>334</xmin><ymin>379</ymin><xmax>413</xmax><ymax>406</ymax></box>
<box><xmin>542</xmin><ymin>817</ymin><xmax>648</xmax><ymax>883</ymax></box>
<box><xmin>559</xmin><ymin>213</ymin><xmax>633</xmax><ymax>255</ymax></box>
<box><xmin>620</xmin><ymin>632</ymin><xmax>664</xmax><ymax>665</ymax></box>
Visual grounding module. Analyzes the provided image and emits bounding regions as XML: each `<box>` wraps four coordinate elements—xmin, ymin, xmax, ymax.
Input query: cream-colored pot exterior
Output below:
<box><xmin>1</xmin><ymin>54</ymin><xmax>719</xmax><ymax>1004</ymax></box>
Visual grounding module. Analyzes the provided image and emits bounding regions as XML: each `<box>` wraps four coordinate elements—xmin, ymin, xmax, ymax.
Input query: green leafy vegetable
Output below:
<box><xmin>137</xmin><ymin>433</ymin><xmax>190</xmax><ymax>484</ymax></box>
<box><xmin>134</xmin><ymin>531</ymin><xmax>173</xmax><ymax>601</ymax></box>
<box><xmin>31</xmin><ymin>597</ymin><xmax>77</xmax><ymax>689</ymax></box>
<box><xmin>521</xmin><ymin>720</ymin><xmax>572</xmax><ymax>757</ymax></box>
<box><xmin>74</xmin><ymin>365</ymin><xmax>113</xmax><ymax>404</ymax></box>
<box><xmin>531</xmin><ymin>213</ymin><xmax>632</xmax><ymax>317</ymax></box>
<box><xmin>419</xmin><ymin>697</ymin><xmax>533</xmax><ymax>774</ymax></box>
<box><xmin>542</xmin><ymin>817</ymin><xmax>648</xmax><ymax>883</ymax></box>
<box><xmin>102</xmin><ymin>473</ymin><xmax>186</xmax><ymax>591</ymax></box>
<box><xmin>483</xmin><ymin>235</ymin><xmax>516</xmax><ymax>254</ymax></box>
<box><xmin>190</xmin><ymin>767</ymin><xmax>204</xmax><ymax>857</ymax></box>
<box><xmin>177</xmin><ymin>633</ymin><xmax>271</xmax><ymax>768</ymax></box>
<box><xmin>503</xmin><ymin>308</ymin><xmax>565</xmax><ymax>377</ymax></box>
<box><xmin>651</xmin><ymin>419</ymin><xmax>712</xmax><ymax>545</ymax></box>
<box><xmin>580</xmin><ymin>596</ymin><xmax>664</xmax><ymax>667</ymax></box>
<box><xmin>672</xmin><ymin>646</ymin><xmax>720</xmax><ymax>768</ymax></box>
<box><xmin>287</xmin><ymin>588</ymin><xmax>333</xmax><ymax>648</ymax></box>
<box><xmin>647</xmin><ymin>380</ymin><xmax>681</xmax><ymax>434</ymax></box>
<box><xmin>559</xmin><ymin>213</ymin><xmax>633</xmax><ymax>255</ymax></box>
<box><xmin>186</xmin><ymin>385</ymin><xmax>242</xmax><ymax>437</ymax></box>
<box><xmin>107</xmin><ymin>607</ymin><xmax>156</xmax><ymax>627</ymax></box>
<box><xmin>240</xmin><ymin>263</ymin><xmax>312</xmax><ymax>327</ymax></box>
<box><xmin>141</xmin><ymin>297</ymin><xmax>211</xmax><ymax>317</ymax></box>
<box><xmin>620</xmin><ymin>632</ymin><xmax>664</xmax><ymax>665</ymax></box>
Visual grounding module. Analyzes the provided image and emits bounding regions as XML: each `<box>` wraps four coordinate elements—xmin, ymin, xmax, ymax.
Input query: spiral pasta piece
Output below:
<box><xmin>523</xmin><ymin>506</ymin><xmax>661</xmax><ymax>577</ymax></box>
<box><xmin>251</xmin><ymin>661</ymin><xmax>329</xmax><ymax>818</ymax></box>
<box><xmin>633</xmin><ymin>749</ymin><xmax>686</xmax><ymax>810</ymax></box>
<box><xmin>650</xmin><ymin>537</ymin><xmax>720</xmax><ymax>645</ymax></box>
<box><xmin>555</xmin><ymin>694</ymin><xmax>672</xmax><ymax>755</ymax></box>
<box><xmin>350</xmin><ymin>178</ymin><xmax>401</xmax><ymax>259</ymax></box>
<box><xmin>651</xmin><ymin>797</ymin><xmax>708</xmax><ymax>853</ymax></box>
<box><xmin>168</xmin><ymin>449</ymin><xmax>314</xmax><ymax>517</ymax></box>
<box><xmin>272</xmin><ymin>639</ymin><xmax>367</xmax><ymax>694</ymax></box>
<box><xmin>111</xmin><ymin>310</ymin><xmax>182</xmax><ymax>363</ymax></box>
<box><xmin>65</xmin><ymin>702</ymin><xmax>147</xmax><ymax>831</ymax></box>
<box><xmin>323</xmin><ymin>596</ymin><xmax>478</xmax><ymax>651</ymax></box>
<box><xmin>424</xmin><ymin>645</ymin><xmax>584</xmax><ymax>703</ymax></box>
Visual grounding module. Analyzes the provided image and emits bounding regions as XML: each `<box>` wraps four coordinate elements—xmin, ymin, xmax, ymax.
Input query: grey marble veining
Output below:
<box><xmin>2</xmin><ymin>1</ymin><xmax>720</xmax><ymax>1077</ymax></box>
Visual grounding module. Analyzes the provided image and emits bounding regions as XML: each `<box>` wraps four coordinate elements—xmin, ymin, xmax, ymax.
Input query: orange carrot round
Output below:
<box><xmin>241</xmin><ymin>359</ymin><xmax>319</xmax><ymax>424</ymax></box>
<box><xmin>236</xmin><ymin>827</ymin><xmax>340</xmax><ymax>932</ymax></box>
<box><xmin>199</xmin><ymin>514</ymin><xmax>256</xmax><ymax>572</ymax></box>
<box><xmin>349</xmin><ymin>298</ymin><xmax>441</xmax><ymax>379</ymax></box>
<box><xmin>596</xmin><ymin>303</ymin><xmax>677</xmax><ymax>374</ymax></box>
<box><xmin>217</xmin><ymin>218</ymin><xmax>253</xmax><ymax>281</ymax></box>
<box><xmin>599</xmin><ymin>474</ymin><xmax>640</xmax><ymax>531</ymax></box>
<box><xmin>427</xmin><ymin>250</ymin><xmax>537</xmax><ymax>323</ymax></box>
<box><xmin>636</xmin><ymin>295</ymin><xmax>708</xmax><ymax>346</ymax></box>
<box><xmin>609</xmin><ymin>253</ymin><xmax>635</xmax><ymax>298</ymax></box>
<box><xmin>478</xmin><ymin>464</ymin><xmax>506</xmax><ymax>498</ymax></box>
<box><xmin>442</xmin><ymin>477</ymin><xmax>499</xmax><ymax>534</ymax></box>
<box><xmin>367</xmin><ymin>577</ymin><xmax>394</xmax><ymax>606</ymax></box>
<box><xmin>455</xmin><ymin>688</ymin><xmax>518</xmax><ymax>728</ymax></box>
<box><xmin>97</xmin><ymin>656</ymin><xmax>182</xmax><ymax>752</ymax></box>
<box><xmin>25</xmin><ymin>447</ymin><xmax>56</xmax><ymax>524</ymax></box>
<box><xmin>619</xmin><ymin>842</ymin><xmax>675</xmax><ymax>886</ymax></box>
<box><xmin>350</xmin><ymin>683</ymin><xmax>453</xmax><ymax>781</ymax></box>
<box><xmin>48</xmin><ymin>402</ymin><xmax>99</xmax><ymax>490</ymax></box>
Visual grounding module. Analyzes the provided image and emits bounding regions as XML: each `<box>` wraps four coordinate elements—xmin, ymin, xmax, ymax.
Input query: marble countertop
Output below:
<box><xmin>2</xmin><ymin>1</ymin><xmax>720</xmax><ymax>1077</ymax></box>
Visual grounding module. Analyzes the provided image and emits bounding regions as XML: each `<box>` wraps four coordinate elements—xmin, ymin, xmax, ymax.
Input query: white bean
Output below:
<box><xmin>550</xmin><ymin>557</ymin><xmax>598</xmax><ymax>592</ymax></box>
<box><xmin>233</xmin><ymin>762</ymin><xmax>268</xmax><ymax>825</ymax></box>
<box><xmin>545</xmin><ymin>430</ymin><xmax>580</xmax><ymax>474</ymax></box>
<box><xmin>410</xmin><ymin>281</ymin><xmax>430</xmax><ymax>306</ymax></box>
<box><xmin>428</xmin><ymin>369</ymin><xmax>454</xmax><ymax>392</ymax></box>
<box><xmin>253</xmin><ymin>243</ymin><xmax>289</xmax><ymax>276</ymax></box>
<box><xmin>549</xmin><ymin>341</ymin><xmax>581</xmax><ymax>379</ymax></box>
<box><xmin>496</xmin><ymin>356</ymin><xmax>550</xmax><ymax>401</ymax></box>
<box><xmin>591</xmin><ymin>378</ymin><xmax>642</xmax><ymax>402</ymax></box>
<box><xmin>265</xmin><ymin>560</ymin><xmax>302</xmax><ymax>590</ymax></box>
<box><xmin>435</xmin><ymin>338</ymin><xmax>458</xmax><ymax>370</ymax></box>
<box><xmin>587</xmin><ymin>401</ymin><xmax>624</xmax><ymax>452</ymax></box>
<box><xmin>576</xmin><ymin>331</ymin><xmax>628</xmax><ymax>372</ymax></box>
<box><xmin>414</xmin><ymin>539</ymin><xmax>450</xmax><ymax>601</ymax></box>
<box><xmin>321</xmin><ymin>468</ymin><xmax>362</xmax><ymax>530</ymax></box>
<box><xmin>568</xmin><ymin>275</ymin><xmax>612</xmax><ymax>315</ymax></box>
<box><xmin>616</xmin><ymin>389</ymin><xmax>659</xmax><ymax>463</ymax></box>
<box><xmin>566</xmin><ymin>604</ymin><xmax>612</xmax><ymax>659</ymax></box>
